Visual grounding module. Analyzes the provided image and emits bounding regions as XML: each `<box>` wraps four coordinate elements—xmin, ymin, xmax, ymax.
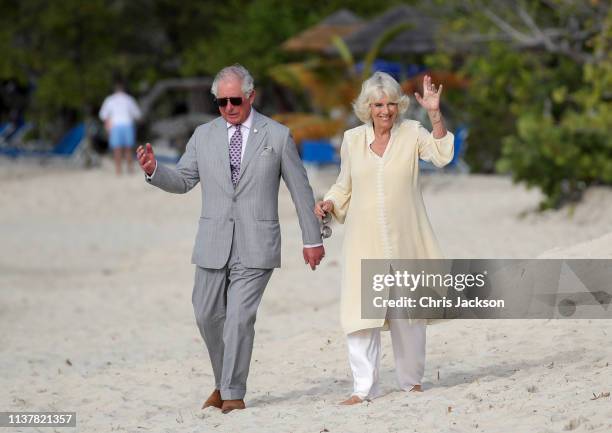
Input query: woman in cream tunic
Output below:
<box><xmin>315</xmin><ymin>72</ymin><xmax>453</xmax><ymax>404</ymax></box>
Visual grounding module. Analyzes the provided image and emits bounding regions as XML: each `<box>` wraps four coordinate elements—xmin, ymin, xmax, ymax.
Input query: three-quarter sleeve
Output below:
<box><xmin>417</xmin><ymin>122</ymin><xmax>454</xmax><ymax>168</ymax></box>
<box><xmin>323</xmin><ymin>133</ymin><xmax>352</xmax><ymax>223</ymax></box>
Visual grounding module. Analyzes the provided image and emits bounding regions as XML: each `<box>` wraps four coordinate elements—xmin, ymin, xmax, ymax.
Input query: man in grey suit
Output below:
<box><xmin>136</xmin><ymin>65</ymin><xmax>324</xmax><ymax>413</ymax></box>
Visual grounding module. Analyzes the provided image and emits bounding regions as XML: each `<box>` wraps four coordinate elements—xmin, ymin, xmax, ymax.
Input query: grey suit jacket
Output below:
<box><xmin>147</xmin><ymin>111</ymin><xmax>322</xmax><ymax>269</ymax></box>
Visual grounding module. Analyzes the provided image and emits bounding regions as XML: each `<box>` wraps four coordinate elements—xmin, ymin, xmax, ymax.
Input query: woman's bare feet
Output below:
<box><xmin>339</xmin><ymin>395</ymin><xmax>363</xmax><ymax>405</ymax></box>
<box><xmin>409</xmin><ymin>384</ymin><xmax>423</xmax><ymax>392</ymax></box>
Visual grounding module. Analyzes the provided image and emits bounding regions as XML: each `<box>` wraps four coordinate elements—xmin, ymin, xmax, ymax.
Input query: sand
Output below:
<box><xmin>1</xmin><ymin>160</ymin><xmax>611</xmax><ymax>432</ymax></box>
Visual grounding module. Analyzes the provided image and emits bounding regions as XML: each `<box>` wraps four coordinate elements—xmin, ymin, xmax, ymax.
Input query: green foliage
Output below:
<box><xmin>182</xmin><ymin>0</ymin><xmax>315</xmax><ymax>80</ymax></box>
<box><xmin>496</xmin><ymin>115</ymin><xmax>610</xmax><ymax>209</ymax></box>
<box><xmin>0</xmin><ymin>0</ymin><xmax>186</xmax><ymax>130</ymax></box>
<box><xmin>0</xmin><ymin>0</ymin><xmax>403</xmax><ymax>131</ymax></box>
<box><xmin>432</xmin><ymin>1</ymin><xmax>612</xmax><ymax>209</ymax></box>
<box><xmin>181</xmin><ymin>0</ymin><xmax>405</xmax><ymax>80</ymax></box>
<box><xmin>496</xmin><ymin>6</ymin><xmax>612</xmax><ymax>209</ymax></box>
<box><xmin>3</xmin><ymin>0</ymin><xmax>608</xmax><ymax>208</ymax></box>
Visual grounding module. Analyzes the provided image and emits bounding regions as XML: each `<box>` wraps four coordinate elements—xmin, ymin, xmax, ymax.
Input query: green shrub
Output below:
<box><xmin>497</xmin><ymin>114</ymin><xmax>611</xmax><ymax>209</ymax></box>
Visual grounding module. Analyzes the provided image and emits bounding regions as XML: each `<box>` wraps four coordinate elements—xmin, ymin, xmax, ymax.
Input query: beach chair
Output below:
<box><xmin>301</xmin><ymin>139</ymin><xmax>340</xmax><ymax>166</ymax></box>
<box><xmin>0</xmin><ymin>121</ymin><xmax>32</xmax><ymax>146</ymax></box>
<box><xmin>301</xmin><ymin>139</ymin><xmax>340</xmax><ymax>196</ymax></box>
<box><xmin>0</xmin><ymin>123</ymin><xmax>89</xmax><ymax>161</ymax></box>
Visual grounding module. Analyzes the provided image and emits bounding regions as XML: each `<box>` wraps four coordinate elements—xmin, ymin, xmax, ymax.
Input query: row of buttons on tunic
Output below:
<box><xmin>375</xmin><ymin>158</ymin><xmax>392</xmax><ymax>259</ymax></box>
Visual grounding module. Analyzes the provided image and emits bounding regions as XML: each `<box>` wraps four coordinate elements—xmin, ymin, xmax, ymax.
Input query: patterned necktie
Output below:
<box><xmin>229</xmin><ymin>124</ymin><xmax>242</xmax><ymax>187</ymax></box>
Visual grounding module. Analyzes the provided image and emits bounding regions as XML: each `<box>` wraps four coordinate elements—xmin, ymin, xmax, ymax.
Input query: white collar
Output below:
<box><xmin>226</xmin><ymin>108</ymin><xmax>255</xmax><ymax>130</ymax></box>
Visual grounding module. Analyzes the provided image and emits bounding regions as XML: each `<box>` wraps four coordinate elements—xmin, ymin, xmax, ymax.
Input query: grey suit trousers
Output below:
<box><xmin>192</xmin><ymin>234</ymin><xmax>272</xmax><ymax>400</ymax></box>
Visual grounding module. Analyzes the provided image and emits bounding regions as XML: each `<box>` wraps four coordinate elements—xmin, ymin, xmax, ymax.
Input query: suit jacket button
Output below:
<box><xmin>232</xmin><ymin>197</ymin><xmax>237</xmax><ymax>202</ymax></box>
<box><xmin>229</xmin><ymin>217</ymin><xmax>234</xmax><ymax>222</ymax></box>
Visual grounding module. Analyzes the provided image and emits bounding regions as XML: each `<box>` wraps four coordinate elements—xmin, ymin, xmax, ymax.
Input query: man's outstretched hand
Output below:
<box><xmin>303</xmin><ymin>245</ymin><xmax>325</xmax><ymax>270</ymax></box>
<box><xmin>136</xmin><ymin>143</ymin><xmax>157</xmax><ymax>176</ymax></box>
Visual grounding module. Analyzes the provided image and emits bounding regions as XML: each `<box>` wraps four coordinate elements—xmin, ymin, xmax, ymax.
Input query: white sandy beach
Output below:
<box><xmin>1</xmin><ymin>159</ymin><xmax>611</xmax><ymax>432</ymax></box>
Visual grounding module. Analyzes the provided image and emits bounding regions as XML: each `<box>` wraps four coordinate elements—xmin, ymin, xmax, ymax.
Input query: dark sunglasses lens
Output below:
<box><xmin>322</xmin><ymin>212</ymin><xmax>331</xmax><ymax>224</ymax></box>
<box><xmin>321</xmin><ymin>225</ymin><xmax>332</xmax><ymax>239</ymax></box>
<box><xmin>216</xmin><ymin>97</ymin><xmax>243</xmax><ymax>107</ymax></box>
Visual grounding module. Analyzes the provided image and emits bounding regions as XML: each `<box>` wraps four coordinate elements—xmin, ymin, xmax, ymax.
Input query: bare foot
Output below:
<box><xmin>409</xmin><ymin>384</ymin><xmax>423</xmax><ymax>392</ymax></box>
<box><xmin>339</xmin><ymin>395</ymin><xmax>363</xmax><ymax>405</ymax></box>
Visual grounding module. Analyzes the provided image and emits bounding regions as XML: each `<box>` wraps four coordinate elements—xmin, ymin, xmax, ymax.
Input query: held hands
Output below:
<box><xmin>314</xmin><ymin>200</ymin><xmax>334</xmax><ymax>218</ymax></box>
<box><xmin>136</xmin><ymin>143</ymin><xmax>157</xmax><ymax>176</ymax></box>
<box><xmin>414</xmin><ymin>75</ymin><xmax>442</xmax><ymax>112</ymax></box>
<box><xmin>304</xmin><ymin>200</ymin><xmax>334</xmax><ymax>271</ymax></box>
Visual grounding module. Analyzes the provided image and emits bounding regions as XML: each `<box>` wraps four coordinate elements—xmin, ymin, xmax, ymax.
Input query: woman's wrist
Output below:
<box><xmin>427</xmin><ymin>109</ymin><xmax>442</xmax><ymax>121</ymax></box>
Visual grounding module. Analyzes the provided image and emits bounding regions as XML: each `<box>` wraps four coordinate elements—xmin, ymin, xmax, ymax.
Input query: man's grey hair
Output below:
<box><xmin>211</xmin><ymin>64</ymin><xmax>255</xmax><ymax>97</ymax></box>
<box><xmin>353</xmin><ymin>71</ymin><xmax>410</xmax><ymax>124</ymax></box>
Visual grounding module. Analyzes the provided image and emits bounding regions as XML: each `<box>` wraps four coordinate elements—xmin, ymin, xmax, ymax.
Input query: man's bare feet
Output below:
<box><xmin>409</xmin><ymin>384</ymin><xmax>423</xmax><ymax>392</ymax></box>
<box><xmin>339</xmin><ymin>395</ymin><xmax>363</xmax><ymax>405</ymax></box>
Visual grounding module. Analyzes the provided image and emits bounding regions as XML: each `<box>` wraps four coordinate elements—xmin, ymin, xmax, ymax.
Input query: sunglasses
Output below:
<box><xmin>321</xmin><ymin>211</ymin><xmax>332</xmax><ymax>239</ymax></box>
<box><xmin>215</xmin><ymin>96</ymin><xmax>244</xmax><ymax>107</ymax></box>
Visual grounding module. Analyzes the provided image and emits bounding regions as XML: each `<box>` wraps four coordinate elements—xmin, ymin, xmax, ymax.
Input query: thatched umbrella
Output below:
<box><xmin>282</xmin><ymin>9</ymin><xmax>364</xmax><ymax>54</ymax></box>
<box><xmin>325</xmin><ymin>5</ymin><xmax>439</xmax><ymax>56</ymax></box>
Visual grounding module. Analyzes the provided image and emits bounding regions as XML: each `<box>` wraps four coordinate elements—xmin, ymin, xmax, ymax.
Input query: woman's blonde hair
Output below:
<box><xmin>352</xmin><ymin>71</ymin><xmax>409</xmax><ymax>124</ymax></box>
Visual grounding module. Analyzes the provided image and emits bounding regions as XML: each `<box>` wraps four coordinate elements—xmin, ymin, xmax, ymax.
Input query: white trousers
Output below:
<box><xmin>346</xmin><ymin>320</ymin><xmax>426</xmax><ymax>399</ymax></box>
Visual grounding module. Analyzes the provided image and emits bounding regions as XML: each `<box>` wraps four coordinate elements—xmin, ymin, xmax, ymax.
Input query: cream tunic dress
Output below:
<box><xmin>324</xmin><ymin>119</ymin><xmax>454</xmax><ymax>335</ymax></box>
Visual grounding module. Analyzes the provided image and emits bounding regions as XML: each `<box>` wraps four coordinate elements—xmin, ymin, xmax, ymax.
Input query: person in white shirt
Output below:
<box><xmin>99</xmin><ymin>79</ymin><xmax>142</xmax><ymax>175</ymax></box>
